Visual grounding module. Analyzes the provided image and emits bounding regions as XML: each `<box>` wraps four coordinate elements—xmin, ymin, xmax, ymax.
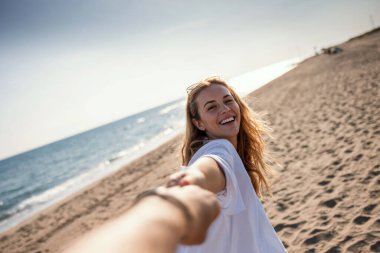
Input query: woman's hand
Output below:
<box><xmin>167</xmin><ymin>169</ymin><xmax>207</xmax><ymax>188</ymax></box>
<box><xmin>167</xmin><ymin>157</ymin><xmax>226</xmax><ymax>194</ymax></box>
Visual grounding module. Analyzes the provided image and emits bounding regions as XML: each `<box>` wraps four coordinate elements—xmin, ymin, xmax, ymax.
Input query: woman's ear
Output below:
<box><xmin>192</xmin><ymin>118</ymin><xmax>205</xmax><ymax>131</ymax></box>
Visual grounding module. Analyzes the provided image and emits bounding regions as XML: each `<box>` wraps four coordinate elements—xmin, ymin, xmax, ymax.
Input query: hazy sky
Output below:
<box><xmin>0</xmin><ymin>0</ymin><xmax>379</xmax><ymax>160</ymax></box>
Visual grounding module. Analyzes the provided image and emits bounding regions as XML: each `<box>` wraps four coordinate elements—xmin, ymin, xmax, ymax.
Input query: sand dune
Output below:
<box><xmin>1</xmin><ymin>28</ymin><xmax>379</xmax><ymax>253</ymax></box>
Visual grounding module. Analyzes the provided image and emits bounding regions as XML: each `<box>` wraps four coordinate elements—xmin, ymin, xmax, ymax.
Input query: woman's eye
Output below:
<box><xmin>225</xmin><ymin>99</ymin><xmax>233</xmax><ymax>103</ymax></box>
<box><xmin>207</xmin><ymin>106</ymin><xmax>215</xmax><ymax>111</ymax></box>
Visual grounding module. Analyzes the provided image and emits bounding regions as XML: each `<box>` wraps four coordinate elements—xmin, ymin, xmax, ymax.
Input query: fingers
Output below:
<box><xmin>167</xmin><ymin>169</ymin><xmax>207</xmax><ymax>189</ymax></box>
<box><xmin>167</xmin><ymin>171</ymin><xmax>193</xmax><ymax>187</ymax></box>
<box><xmin>166</xmin><ymin>171</ymin><xmax>186</xmax><ymax>187</ymax></box>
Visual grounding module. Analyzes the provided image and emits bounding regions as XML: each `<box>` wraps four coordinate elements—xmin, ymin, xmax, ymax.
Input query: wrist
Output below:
<box><xmin>134</xmin><ymin>195</ymin><xmax>188</xmax><ymax>239</ymax></box>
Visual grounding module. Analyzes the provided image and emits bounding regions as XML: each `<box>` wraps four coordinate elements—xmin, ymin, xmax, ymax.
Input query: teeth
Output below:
<box><xmin>220</xmin><ymin>117</ymin><xmax>234</xmax><ymax>124</ymax></box>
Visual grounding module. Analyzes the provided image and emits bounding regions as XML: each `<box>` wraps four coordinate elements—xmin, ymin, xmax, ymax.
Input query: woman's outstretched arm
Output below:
<box><xmin>63</xmin><ymin>185</ymin><xmax>220</xmax><ymax>253</ymax></box>
<box><xmin>167</xmin><ymin>157</ymin><xmax>226</xmax><ymax>194</ymax></box>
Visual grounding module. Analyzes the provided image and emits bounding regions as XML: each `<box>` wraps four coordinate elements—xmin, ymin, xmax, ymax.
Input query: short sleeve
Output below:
<box><xmin>190</xmin><ymin>140</ymin><xmax>246</xmax><ymax>215</ymax></box>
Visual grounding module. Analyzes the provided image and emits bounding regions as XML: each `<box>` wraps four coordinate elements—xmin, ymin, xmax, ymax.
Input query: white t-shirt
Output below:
<box><xmin>176</xmin><ymin>139</ymin><xmax>287</xmax><ymax>253</ymax></box>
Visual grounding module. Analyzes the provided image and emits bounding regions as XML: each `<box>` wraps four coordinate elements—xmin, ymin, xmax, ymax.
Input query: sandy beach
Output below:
<box><xmin>1</xmin><ymin>28</ymin><xmax>379</xmax><ymax>253</ymax></box>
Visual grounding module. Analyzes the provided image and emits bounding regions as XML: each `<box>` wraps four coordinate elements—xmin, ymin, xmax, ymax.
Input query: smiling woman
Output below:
<box><xmin>190</xmin><ymin>85</ymin><xmax>241</xmax><ymax>148</ymax></box>
<box><xmin>167</xmin><ymin>77</ymin><xmax>287</xmax><ymax>253</ymax></box>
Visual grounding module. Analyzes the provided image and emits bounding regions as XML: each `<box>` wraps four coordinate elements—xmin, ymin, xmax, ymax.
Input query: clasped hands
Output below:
<box><xmin>160</xmin><ymin>168</ymin><xmax>219</xmax><ymax>245</ymax></box>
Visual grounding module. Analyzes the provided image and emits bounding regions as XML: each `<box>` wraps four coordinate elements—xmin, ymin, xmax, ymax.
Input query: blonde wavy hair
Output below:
<box><xmin>181</xmin><ymin>77</ymin><xmax>272</xmax><ymax>197</ymax></box>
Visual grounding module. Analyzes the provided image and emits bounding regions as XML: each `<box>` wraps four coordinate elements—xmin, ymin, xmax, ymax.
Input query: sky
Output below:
<box><xmin>0</xmin><ymin>0</ymin><xmax>379</xmax><ymax>160</ymax></box>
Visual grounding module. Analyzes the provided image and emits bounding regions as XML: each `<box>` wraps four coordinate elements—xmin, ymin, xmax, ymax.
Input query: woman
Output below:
<box><xmin>168</xmin><ymin>77</ymin><xmax>286</xmax><ymax>253</ymax></box>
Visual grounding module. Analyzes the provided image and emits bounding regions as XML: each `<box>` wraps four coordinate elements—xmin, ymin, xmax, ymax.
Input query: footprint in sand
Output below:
<box><xmin>365</xmin><ymin>166</ymin><xmax>380</xmax><ymax>181</ymax></box>
<box><xmin>342</xmin><ymin>172</ymin><xmax>354</xmax><ymax>182</ymax></box>
<box><xmin>320</xmin><ymin>215</ymin><xmax>329</xmax><ymax>221</ymax></box>
<box><xmin>352</xmin><ymin>154</ymin><xmax>363</xmax><ymax>161</ymax></box>
<box><xmin>371</xmin><ymin>241</ymin><xmax>380</xmax><ymax>252</ymax></box>
<box><xmin>331</xmin><ymin>159</ymin><xmax>342</xmax><ymax>167</ymax></box>
<box><xmin>274</xmin><ymin>221</ymin><xmax>305</xmax><ymax>233</ymax></box>
<box><xmin>318</xmin><ymin>180</ymin><xmax>330</xmax><ymax>186</ymax></box>
<box><xmin>321</xmin><ymin>198</ymin><xmax>340</xmax><ymax>208</ymax></box>
<box><xmin>337</xmin><ymin>164</ymin><xmax>346</xmax><ymax>172</ymax></box>
<box><xmin>362</xmin><ymin>140</ymin><xmax>373</xmax><ymax>150</ymax></box>
<box><xmin>353</xmin><ymin>215</ymin><xmax>371</xmax><ymax>225</ymax></box>
<box><xmin>344</xmin><ymin>148</ymin><xmax>353</xmax><ymax>153</ymax></box>
<box><xmin>374</xmin><ymin>219</ymin><xmax>380</xmax><ymax>230</ymax></box>
<box><xmin>370</xmin><ymin>189</ymin><xmax>380</xmax><ymax>199</ymax></box>
<box><xmin>303</xmin><ymin>230</ymin><xmax>334</xmax><ymax>245</ymax></box>
<box><xmin>276</xmin><ymin>202</ymin><xmax>288</xmax><ymax>212</ymax></box>
<box><xmin>363</xmin><ymin>203</ymin><xmax>377</xmax><ymax>214</ymax></box>
<box><xmin>347</xmin><ymin>239</ymin><xmax>367</xmax><ymax>252</ymax></box>
<box><xmin>324</xmin><ymin>246</ymin><xmax>341</xmax><ymax>253</ymax></box>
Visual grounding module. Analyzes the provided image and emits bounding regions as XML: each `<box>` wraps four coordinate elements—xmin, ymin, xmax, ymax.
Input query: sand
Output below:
<box><xmin>1</xmin><ymin>28</ymin><xmax>379</xmax><ymax>253</ymax></box>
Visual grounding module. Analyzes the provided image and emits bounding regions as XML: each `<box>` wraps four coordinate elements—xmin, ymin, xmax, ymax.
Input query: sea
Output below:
<box><xmin>0</xmin><ymin>57</ymin><xmax>299</xmax><ymax>233</ymax></box>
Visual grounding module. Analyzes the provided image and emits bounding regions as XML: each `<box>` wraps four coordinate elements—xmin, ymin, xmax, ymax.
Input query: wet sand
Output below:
<box><xmin>1</xmin><ymin>28</ymin><xmax>379</xmax><ymax>253</ymax></box>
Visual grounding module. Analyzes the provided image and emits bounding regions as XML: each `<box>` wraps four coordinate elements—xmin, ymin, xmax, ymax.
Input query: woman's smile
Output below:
<box><xmin>220</xmin><ymin>116</ymin><xmax>236</xmax><ymax>125</ymax></box>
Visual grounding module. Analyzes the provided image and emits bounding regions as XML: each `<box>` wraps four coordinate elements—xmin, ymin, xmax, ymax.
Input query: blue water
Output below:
<box><xmin>0</xmin><ymin>98</ymin><xmax>186</xmax><ymax>232</ymax></box>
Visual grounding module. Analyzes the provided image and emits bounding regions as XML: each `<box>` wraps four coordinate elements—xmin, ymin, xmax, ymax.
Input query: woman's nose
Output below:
<box><xmin>220</xmin><ymin>104</ymin><xmax>231</xmax><ymax>114</ymax></box>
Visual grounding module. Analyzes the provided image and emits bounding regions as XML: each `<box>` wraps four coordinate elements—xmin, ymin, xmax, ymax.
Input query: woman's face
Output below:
<box><xmin>192</xmin><ymin>84</ymin><xmax>241</xmax><ymax>147</ymax></box>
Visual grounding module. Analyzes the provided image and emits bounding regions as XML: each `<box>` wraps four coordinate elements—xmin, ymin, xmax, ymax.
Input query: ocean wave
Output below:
<box><xmin>108</xmin><ymin>145</ymin><xmax>143</xmax><ymax>163</ymax></box>
<box><xmin>159</xmin><ymin>101</ymin><xmax>184</xmax><ymax>115</ymax></box>
<box><xmin>12</xmin><ymin>169</ymin><xmax>93</xmax><ymax>214</ymax></box>
<box><xmin>0</xmin><ymin>160</ymin><xmax>112</xmax><ymax>230</ymax></box>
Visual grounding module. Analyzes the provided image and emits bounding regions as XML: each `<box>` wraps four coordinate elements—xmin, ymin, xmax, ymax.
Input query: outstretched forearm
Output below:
<box><xmin>64</xmin><ymin>185</ymin><xmax>220</xmax><ymax>253</ymax></box>
<box><xmin>64</xmin><ymin>197</ymin><xmax>186</xmax><ymax>253</ymax></box>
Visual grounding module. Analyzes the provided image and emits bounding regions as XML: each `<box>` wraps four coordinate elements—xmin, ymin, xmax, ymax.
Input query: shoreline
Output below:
<box><xmin>1</xmin><ymin>27</ymin><xmax>380</xmax><ymax>252</ymax></box>
<box><xmin>0</xmin><ymin>127</ymin><xmax>184</xmax><ymax>234</ymax></box>
<box><xmin>0</xmin><ymin>133</ymin><xmax>185</xmax><ymax>252</ymax></box>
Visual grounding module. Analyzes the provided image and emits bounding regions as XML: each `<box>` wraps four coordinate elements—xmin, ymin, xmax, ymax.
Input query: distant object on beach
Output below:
<box><xmin>321</xmin><ymin>46</ymin><xmax>343</xmax><ymax>55</ymax></box>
